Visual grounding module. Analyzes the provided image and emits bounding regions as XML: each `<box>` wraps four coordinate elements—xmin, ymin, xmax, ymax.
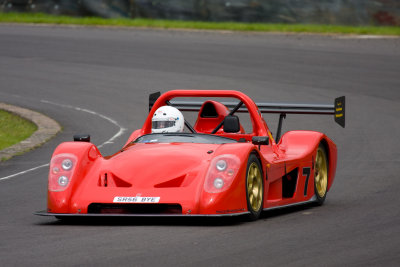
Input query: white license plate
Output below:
<box><xmin>113</xmin><ymin>196</ymin><xmax>160</xmax><ymax>203</ymax></box>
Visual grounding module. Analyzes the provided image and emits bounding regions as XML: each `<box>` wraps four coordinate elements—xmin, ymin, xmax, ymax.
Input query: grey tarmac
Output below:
<box><xmin>0</xmin><ymin>24</ymin><xmax>399</xmax><ymax>266</ymax></box>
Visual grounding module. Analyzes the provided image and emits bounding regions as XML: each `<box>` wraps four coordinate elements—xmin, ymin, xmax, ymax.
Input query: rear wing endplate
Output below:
<box><xmin>334</xmin><ymin>96</ymin><xmax>345</xmax><ymax>128</ymax></box>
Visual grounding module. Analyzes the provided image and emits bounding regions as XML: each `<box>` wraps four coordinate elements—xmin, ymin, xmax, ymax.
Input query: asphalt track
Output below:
<box><xmin>1</xmin><ymin>24</ymin><xmax>400</xmax><ymax>266</ymax></box>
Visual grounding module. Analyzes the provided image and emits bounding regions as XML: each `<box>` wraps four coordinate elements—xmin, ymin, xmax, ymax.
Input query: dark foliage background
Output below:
<box><xmin>1</xmin><ymin>0</ymin><xmax>399</xmax><ymax>26</ymax></box>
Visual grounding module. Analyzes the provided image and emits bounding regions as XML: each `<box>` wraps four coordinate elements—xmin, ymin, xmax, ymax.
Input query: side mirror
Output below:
<box><xmin>149</xmin><ymin>92</ymin><xmax>161</xmax><ymax>112</ymax></box>
<box><xmin>73</xmin><ymin>134</ymin><xmax>91</xmax><ymax>142</ymax></box>
<box><xmin>252</xmin><ymin>136</ymin><xmax>269</xmax><ymax>146</ymax></box>
<box><xmin>223</xmin><ymin>115</ymin><xmax>240</xmax><ymax>133</ymax></box>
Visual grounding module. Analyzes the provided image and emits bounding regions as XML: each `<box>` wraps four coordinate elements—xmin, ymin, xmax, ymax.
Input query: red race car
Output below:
<box><xmin>35</xmin><ymin>90</ymin><xmax>345</xmax><ymax>221</ymax></box>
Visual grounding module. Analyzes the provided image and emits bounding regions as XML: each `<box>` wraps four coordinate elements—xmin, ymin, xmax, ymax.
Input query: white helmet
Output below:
<box><xmin>152</xmin><ymin>106</ymin><xmax>184</xmax><ymax>133</ymax></box>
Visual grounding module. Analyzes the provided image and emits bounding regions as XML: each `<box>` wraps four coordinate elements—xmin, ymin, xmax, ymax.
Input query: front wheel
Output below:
<box><xmin>245</xmin><ymin>154</ymin><xmax>264</xmax><ymax>221</ymax></box>
<box><xmin>314</xmin><ymin>143</ymin><xmax>329</xmax><ymax>205</ymax></box>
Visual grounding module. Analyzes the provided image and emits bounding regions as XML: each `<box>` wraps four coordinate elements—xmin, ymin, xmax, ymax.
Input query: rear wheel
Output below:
<box><xmin>245</xmin><ymin>154</ymin><xmax>264</xmax><ymax>221</ymax></box>
<box><xmin>314</xmin><ymin>143</ymin><xmax>329</xmax><ymax>205</ymax></box>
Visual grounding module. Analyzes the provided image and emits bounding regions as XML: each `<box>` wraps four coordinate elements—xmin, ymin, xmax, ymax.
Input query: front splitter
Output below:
<box><xmin>34</xmin><ymin>210</ymin><xmax>250</xmax><ymax>217</ymax></box>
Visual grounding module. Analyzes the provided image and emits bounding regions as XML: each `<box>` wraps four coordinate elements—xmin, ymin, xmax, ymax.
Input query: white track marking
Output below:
<box><xmin>335</xmin><ymin>35</ymin><xmax>399</xmax><ymax>39</ymax></box>
<box><xmin>40</xmin><ymin>100</ymin><xmax>127</xmax><ymax>148</ymax></box>
<box><xmin>0</xmin><ymin>100</ymin><xmax>127</xmax><ymax>181</ymax></box>
<box><xmin>0</xmin><ymin>163</ymin><xmax>49</xmax><ymax>181</ymax></box>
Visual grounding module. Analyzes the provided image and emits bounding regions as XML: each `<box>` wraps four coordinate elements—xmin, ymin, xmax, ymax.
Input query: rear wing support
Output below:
<box><xmin>258</xmin><ymin>96</ymin><xmax>346</xmax><ymax>141</ymax></box>
<box><xmin>275</xmin><ymin>113</ymin><xmax>286</xmax><ymax>143</ymax></box>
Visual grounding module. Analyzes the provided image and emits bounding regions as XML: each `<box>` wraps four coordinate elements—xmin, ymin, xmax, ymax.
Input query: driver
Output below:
<box><xmin>152</xmin><ymin>106</ymin><xmax>184</xmax><ymax>133</ymax></box>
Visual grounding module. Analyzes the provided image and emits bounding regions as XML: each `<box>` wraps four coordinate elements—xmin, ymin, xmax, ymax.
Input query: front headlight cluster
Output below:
<box><xmin>204</xmin><ymin>155</ymin><xmax>240</xmax><ymax>193</ymax></box>
<box><xmin>48</xmin><ymin>154</ymin><xmax>77</xmax><ymax>192</ymax></box>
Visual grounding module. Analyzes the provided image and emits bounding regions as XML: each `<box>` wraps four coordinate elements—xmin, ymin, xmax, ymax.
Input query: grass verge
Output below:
<box><xmin>0</xmin><ymin>12</ymin><xmax>399</xmax><ymax>36</ymax></box>
<box><xmin>0</xmin><ymin>109</ymin><xmax>37</xmax><ymax>151</ymax></box>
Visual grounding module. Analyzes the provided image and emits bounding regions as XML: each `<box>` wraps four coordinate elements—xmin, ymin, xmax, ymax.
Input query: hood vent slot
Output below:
<box><xmin>154</xmin><ymin>174</ymin><xmax>186</xmax><ymax>188</ymax></box>
<box><xmin>98</xmin><ymin>172</ymin><xmax>132</xmax><ymax>188</ymax></box>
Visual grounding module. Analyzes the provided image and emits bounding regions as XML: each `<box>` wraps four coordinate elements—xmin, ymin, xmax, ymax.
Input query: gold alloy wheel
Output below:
<box><xmin>247</xmin><ymin>162</ymin><xmax>263</xmax><ymax>212</ymax></box>
<box><xmin>314</xmin><ymin>146</ymin><xmax>328</xmax><ymax>198</ymax></box>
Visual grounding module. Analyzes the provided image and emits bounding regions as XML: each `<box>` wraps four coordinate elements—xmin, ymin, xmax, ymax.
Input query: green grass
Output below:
<box><xmin>1</xmin><ymin>12</ymin><xmax>399</xmax><ymax>35</ymax></box>
<box><xmin>0</xmin><ymin>109</ymin><xmax>37</xmax><ymax>151</ymax></box>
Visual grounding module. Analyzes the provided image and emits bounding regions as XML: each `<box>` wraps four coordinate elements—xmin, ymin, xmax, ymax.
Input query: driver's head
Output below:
<box><xmin>152</xmin><ymin>106</ymin><xmax>184</xmax><ymax>133</ymax></box>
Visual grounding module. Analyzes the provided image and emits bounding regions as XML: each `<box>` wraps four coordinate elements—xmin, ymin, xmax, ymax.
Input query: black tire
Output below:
<box><xmin>245</xmin><ymin>154</ymin><xmax>264</xmax><ymax>221</ymax></box>
<box><xmin>314</xmin><ymin>143</ymin><xmax>329</xmax><ymax>205</ymax></box>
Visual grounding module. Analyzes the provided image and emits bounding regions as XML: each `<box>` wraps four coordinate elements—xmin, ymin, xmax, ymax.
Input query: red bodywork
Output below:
<box><xmin>44</xmin><ymin>90</ymin><xmax>338</xmax><ymax>217</ymax></box>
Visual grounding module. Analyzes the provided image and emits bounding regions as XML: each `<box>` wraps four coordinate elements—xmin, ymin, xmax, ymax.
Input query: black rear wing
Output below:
<box><xmin>149</xmin><ymin>92</ymin><xmax>345</xmax><ymax>140</ymax></box>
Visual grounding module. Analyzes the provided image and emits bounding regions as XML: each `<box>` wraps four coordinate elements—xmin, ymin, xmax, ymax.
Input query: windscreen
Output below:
<box><xmin>134</xmin><ymin>133</ymin><xmax>237</xmax><ymax>144</ymax></box>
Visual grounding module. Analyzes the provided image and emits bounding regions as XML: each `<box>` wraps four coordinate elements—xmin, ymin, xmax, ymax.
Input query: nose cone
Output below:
<box><xmin>105</xmin><ymin>143</ymin><xmax>219</xmax><ymax>189</ymax></box>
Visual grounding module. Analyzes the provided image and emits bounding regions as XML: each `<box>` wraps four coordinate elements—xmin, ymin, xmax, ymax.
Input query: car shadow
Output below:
<box><xmin>261</xmin><ymin>202</ymin><xmax>317</xmax><ymax>219</ymax></box>
<box><xmin>35</xmin><ymin>215</ymin><xmax>247</xmax><ymax>227</ymax></box>
<box><xmin>35</xmin><ymin>203</ymin><xmax>319</xmax><ymax>227</ymax></box>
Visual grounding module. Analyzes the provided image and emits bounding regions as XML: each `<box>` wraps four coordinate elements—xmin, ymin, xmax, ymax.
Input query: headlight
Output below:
<box><xmin>216</xmin><ymin>160</ymin><xmax>227</xmax><ymax>171</ymax></box>
<box><xmin>204</xmin><ymin>154</ymin><xmax>240</xmax><ymax>193</ymax></box>
<box><xmin>48</xmin><ymin>154</ymin><xmax>77</xmax><ymax>192</ymax></box>
<box><xmin>213</xmin><ymin>178</ymin><xmax>224</xmax><ymax>189</ymax></box>
<box><xmin>61</xmin><ymin>159</ymin><xmax>73</xmax><ymax>170</ymax></box>
<box><xmin>58</xmin><ymin>176</ymin><xmax>69</xmax><ymax>186</ymax></box>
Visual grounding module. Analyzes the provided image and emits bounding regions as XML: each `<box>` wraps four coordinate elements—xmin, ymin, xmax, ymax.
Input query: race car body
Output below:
<box><xmin>36</xmin><ymin>90</ymin><xmax>345</xmax><ymax>220</ymax></box>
